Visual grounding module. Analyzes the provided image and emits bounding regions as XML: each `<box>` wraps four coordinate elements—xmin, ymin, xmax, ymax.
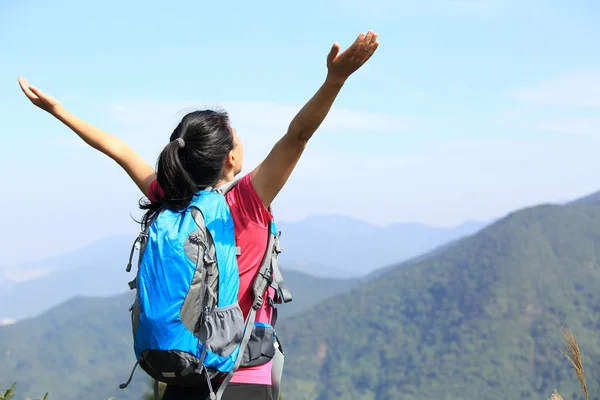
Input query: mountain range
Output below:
<box><xmin>5</xmin><ymin>192</ymin><xmax>599</xmax><ymax>399</ymax></box>
<box><xmin>0</xmin><ymin>215</ymin><xmax>485</xmax><ymax>322</ymax></box>
<box><xmin>0</xmin><ymin>267</ymin><xmax>359</xmax><ymax>400</ymax></box>
<box><xmin>278</xmin><ymin>192</ymin><xmax>600</xmax><ymax>399</ymax></box>
<box><xmin>276</xmin><ymin>216</ymin><xmax>486</xmax><ymax>277</ymax></box>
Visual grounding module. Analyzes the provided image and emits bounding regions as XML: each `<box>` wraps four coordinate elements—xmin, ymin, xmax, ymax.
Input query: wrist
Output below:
<box><xmin>51</xmin><ymin>104</ymin><xmax>68</xmax><ymax>119</ymax></box>
<box><xmin>325</xmin><ymin>72</ymin><xmax>347</xmax><ymax>86</ymax></box>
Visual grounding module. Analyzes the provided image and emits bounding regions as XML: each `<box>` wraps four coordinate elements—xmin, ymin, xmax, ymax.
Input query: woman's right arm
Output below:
<box><xmin>18</xmin><ymin>77</ymin><xmax>156</xmax><ymax>197</ymax></box>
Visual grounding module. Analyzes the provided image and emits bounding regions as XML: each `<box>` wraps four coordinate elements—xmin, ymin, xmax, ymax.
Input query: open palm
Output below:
<box><xmin>18</xmin><ymin>77</ymin><xmax>61</xmax><ymax>113</ymax></box>
<box><xmin>326</xmin><ymin>30</ymin><xmax>379</xmax><ymax>84</ymax></box>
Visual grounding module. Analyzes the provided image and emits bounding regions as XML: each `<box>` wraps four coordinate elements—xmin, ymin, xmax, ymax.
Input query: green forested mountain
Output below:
<box><xmin>278</xmin><ymin>200</ymin><xmax>600</xmax><ymax>400</ymax></box>
<box><xmin>3</xmin><ymin>197</ymin><xmax>600</xmax><ymax>400</ymax></box>
<box><xmin>0</xmin><ymin>269</ymin><xmax>356</xmax><ymax>400</ymax></box>
<box><xmin>0</xmin><ymin>293</ymin><xmax>142</xmax><ymax>400</ymax></box>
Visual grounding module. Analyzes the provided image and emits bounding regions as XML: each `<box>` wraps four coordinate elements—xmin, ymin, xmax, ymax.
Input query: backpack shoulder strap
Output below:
<box><xmin>250</xmin><ymin>216</ymin><xmax>293</xmax><ymax>312</ymax></box>
<box><xmin>125</xmin><ymin>208</ymin><xmax>164</xmax><ymax>290</ymax></box>
<box><xmin>269</xmin><ymin>219</ymin><xmax>292</xmax><ymax>304</ymax></box>
<box><xmin>206</xmin><ymin>180</ymin><xmax>242</xmax><ymax>256</ymax></box>
<box><xmin>210</xmin><ymin>179</ymin><xmax>240</xmax><ymax>195</ymax></box>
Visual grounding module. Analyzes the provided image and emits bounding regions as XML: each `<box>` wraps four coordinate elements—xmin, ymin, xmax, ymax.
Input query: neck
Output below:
<box><xmin>215</xmin><ymin>172</ymin><xmax>235</xmax><ymax>188</ymax></box>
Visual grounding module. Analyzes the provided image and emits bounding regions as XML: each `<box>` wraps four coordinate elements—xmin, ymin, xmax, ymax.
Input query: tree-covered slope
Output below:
<box><xmin>4</xmin><ymin>199</ymin><xmax>600</xmax><ymax>400</ymax></box>
<box><xmin>0</xmin><ymin>269</ymin><xmax>356</xmax><ymax>400</ymax></box>
<box><xmin>278</xmin><ymin>201</ymin><xmax>600</xmax><ymax>400</ymax></box>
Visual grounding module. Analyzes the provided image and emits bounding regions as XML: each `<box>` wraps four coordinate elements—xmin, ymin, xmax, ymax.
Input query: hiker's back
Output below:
<box><xmin>132</xmin><ymin>189</ymin><xmax>244</xmax><ymax>387</ymax></box>
<box><xmin>123</xmin><ymin>174</ymin><xmax>292</xmax><ymax>399</ymax></box>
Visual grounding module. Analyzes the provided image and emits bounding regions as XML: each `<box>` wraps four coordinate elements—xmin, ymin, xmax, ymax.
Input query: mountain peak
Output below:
<box><xmin>569</xmin><ymin>190</ymin><xmax>600</xmax><ymax>205</ymax></box>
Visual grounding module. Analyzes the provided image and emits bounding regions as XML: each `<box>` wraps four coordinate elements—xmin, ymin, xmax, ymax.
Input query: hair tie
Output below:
<box><xmin>175</xmin><ymin>138</ymin><xmax>185</xmax><ymax>148</ymax></box>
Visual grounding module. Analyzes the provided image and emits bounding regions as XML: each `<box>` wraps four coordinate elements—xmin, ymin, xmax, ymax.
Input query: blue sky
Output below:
<box><xmin>2</xmin><ymin>0</ymin><xmax>600</xmax><ymax>266</ymax></box>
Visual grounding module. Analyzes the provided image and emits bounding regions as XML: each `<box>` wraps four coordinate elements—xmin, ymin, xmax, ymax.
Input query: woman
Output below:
<box><xmin>18</xmin><ymin>31</ymin><xmax>379</xmax><ymax>400</ymax></box>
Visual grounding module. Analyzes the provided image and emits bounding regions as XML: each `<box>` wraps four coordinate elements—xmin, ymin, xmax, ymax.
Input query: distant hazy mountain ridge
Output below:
<box><xmin>0</xmin><ymin>215</ymin><xmax>485</xmax><ymax>321</ymax></box>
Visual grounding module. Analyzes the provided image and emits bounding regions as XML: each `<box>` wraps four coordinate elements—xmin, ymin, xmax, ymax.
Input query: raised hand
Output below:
<box><xmin>18</xmin><ymin>77</ymin><xmax>62</xmax><ymax>114</ymax></box>
<box><xmin>326</xmin><ymin>30</ymin><xmax>379</xmax><ymax>85</ymax></box>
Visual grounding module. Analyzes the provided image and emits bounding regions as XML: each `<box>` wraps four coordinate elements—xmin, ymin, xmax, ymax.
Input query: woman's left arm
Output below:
<box><xmin>251</xmin><ymin>30</ymin><xmax>379</xmax><ymax>208</ymax></box>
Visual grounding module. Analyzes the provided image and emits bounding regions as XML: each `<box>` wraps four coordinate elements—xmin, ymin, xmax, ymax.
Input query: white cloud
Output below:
<box><xmin>0</xmin><ymin>318</ymin><xmax>16</xmax><ymax>326</ymax></box>
<box><xmin>509</xmin><ymin>72</ymin><xmax>600</xmax><ymax>138</ymax></box>
<box><xmin>534</xmin><ymin>117</ymin><xmax>600</xmax><ymax>138</ymax></box>
<box><xmin>98</xmin><ymin>99</ymin><xmax>600</xmax><ymax>227</ymax></box>
<box><xmin>513</xmin><ymin>72</ymin><xmax>600</xmax><ymax>108</ymax></box>
<box><xmin>107</xmin><ymin>100</ymin><xmax>416</xmax><ymax>134</ymax></box>
<box><xmin>16</xmin><ymin>95</ymin><xmax>597</xmax><ymax>267</ymax></box>
<box><xmin>102</xmin><ymin>99</ymin><xmax>419</xmax><ymax>176</ymax></box>
<box><xmin>3</xmin><ymin>267</ymin><xmax>55</xmax><ymax>282</ymax></box>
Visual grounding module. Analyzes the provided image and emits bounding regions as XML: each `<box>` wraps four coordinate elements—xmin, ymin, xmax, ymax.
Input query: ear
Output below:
<box><xmin>226</xmin><ymin>149</ymin><xmax>236</xmax><ymax>169</ymax></box>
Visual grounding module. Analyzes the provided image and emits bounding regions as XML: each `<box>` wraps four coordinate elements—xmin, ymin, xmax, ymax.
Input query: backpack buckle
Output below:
<box><xmin>265</xmin><ymin>268</ymin><xmax>274</xmax><ymax>284</ymax></box>
<box><xmin>203</xmin><ymin>254</ymin><xmax>216</xmax><ymax>265</ymax></box>
<box><xmin>253</xmin><ymin>295</ymin><xmax>264</xmax><ymax>310</ymax></box>
<box><xmin>128</xmin><ymin>277</ymin><xmax>137</xmax><ymax>290</ymax></box>
<box><xmin>273</xmin><ymin>239</ymin><xmax>282</xmax><ymax>255</ymax></box>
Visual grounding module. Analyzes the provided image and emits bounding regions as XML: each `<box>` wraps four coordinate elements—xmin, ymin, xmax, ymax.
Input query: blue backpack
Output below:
<box><xmin>119</xmin><ymin>180</ymin><xmax>292</xmax><ymax>400</ymax></box>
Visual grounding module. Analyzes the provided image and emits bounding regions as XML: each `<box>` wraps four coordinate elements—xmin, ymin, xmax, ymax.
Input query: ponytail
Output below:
<box><xmin>139</xmin><ymin>109</ymin><xmax>234</xmax><ymax>227</ymax></box>
<box><xmin>140</xmin><ymin>138</ymin><xmax>199</xmax><ymax>226</ymax></box>
<box><xmin>158</xmin><ymin>138</ymin><xmax>199</xmax><ymax>205</ymax></box>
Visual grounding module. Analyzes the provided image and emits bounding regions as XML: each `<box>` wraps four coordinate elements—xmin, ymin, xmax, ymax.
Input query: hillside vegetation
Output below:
<box><xmin>3</xmin><ymin>198</ymin><xmax>600</xmax><ymax>399</ymax></box>
<box><xmin>278</xmin><ymin>200</ymin><xmax>600</xmax><ymax>400</ymax></box>
<box><xmin>0</xmin><ymin>270</ymin><xmax>356</xmax><ymax>400</ymax></box>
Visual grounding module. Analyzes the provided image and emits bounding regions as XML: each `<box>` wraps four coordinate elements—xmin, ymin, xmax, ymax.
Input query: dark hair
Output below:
<box><xmin>140</xmin><ymin>109</ymin><xmax>234</xmax><ymax>226</ymax></box>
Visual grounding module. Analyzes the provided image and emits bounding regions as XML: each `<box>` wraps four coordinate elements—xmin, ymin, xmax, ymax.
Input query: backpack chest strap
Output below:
<box><xmin>269</xmin><ymin>236</ymin><xmax>292</xmax><ymax>305</ymax></box>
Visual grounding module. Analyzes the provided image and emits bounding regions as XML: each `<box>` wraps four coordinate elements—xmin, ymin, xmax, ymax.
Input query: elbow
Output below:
<box><xmin>107</xmin><ymin>140</ymin><xmax>132</xmax><ymax>164</ymax></box>
<box><xmin>287</xmin><ymin>123</ymin><xmax>314</xmax><ymax>143</ymax></box>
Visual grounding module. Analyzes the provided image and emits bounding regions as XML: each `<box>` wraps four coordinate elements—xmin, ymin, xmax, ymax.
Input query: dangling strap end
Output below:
<box><xmin>119</xmin><ymin>360</ymin><xmax>140</xmax><ymax>390</ymax></box>
<box><xmin>153</xmin><ymin>379</ymin><xmax>159</xmax><ymax>400</ymax></box>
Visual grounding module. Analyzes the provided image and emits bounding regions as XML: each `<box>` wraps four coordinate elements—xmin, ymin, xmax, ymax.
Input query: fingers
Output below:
<box><xmin>364</xmin><ymin>30</ymin><xmax>375</xmax><ymax>44</ymax></box>
<box><xmin>327</xmin><ymin>42</ymin><xmax>341</xmax><ymax>64</ymax></box>
<box><xmin>352</xmin><ymin>32</ymin><xmax>367</xmax><ymax>59</ymax></box>
<box><xmin>361</xmin><ymin>42</ymin><xmax>379</xmax><ymax>64</ymax></box>
<box><xmin>349</xmin><ymin>30</ymin><xmax>377</xmax><ymax>58</ymax></box>
<box><xmin>17</xmin><ymin>76</ymin><xmax>37</xmax><ymax>100</ymax></box>
<box><xmin>362</xmin><ymin>41</ymin><xmax>379</xmax><ymax>63</ymax></box>
<box><xmin>355</xmin><ymin>31</ymin><xmax>376</xmax><ymax>48</ymax></box>
<box><xmin>361</xmin><ymin>31</ymin><xmax>379</xmax><ymax>63</ymax></box>
<box><xmin>354</xmin><ymin>31</ymin><xmax>367</xmax><ymax>45</ymax></box>
<box><xmin>369</xmin><ymin>30</ymin><xmax>378</xmax><ymax>45</ymax></box>
<box><xmin>363</xmin><ymin>30</ymin><xmax>378</xmax><ymax>51</ymax></box>
<box><xmin>28</xmin><ymin>85</ymin><xmax>44</xmax><ymax>98</ymax></box>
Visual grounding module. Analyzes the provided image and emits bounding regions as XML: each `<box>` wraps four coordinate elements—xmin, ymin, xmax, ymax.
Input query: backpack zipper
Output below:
<box><xmin>198</xmin><ymin>236</ymin><xmax>213</xmax><ymax>327</ymax></box>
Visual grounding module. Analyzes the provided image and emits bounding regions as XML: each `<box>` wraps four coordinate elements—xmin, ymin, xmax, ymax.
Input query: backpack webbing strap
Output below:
<box><xmin>215</xmin><ymin>227</ymin><xmax>276</xmax><ymax>398</ymax></box>
<box><xmin>271</xmin><ymin>339</ymin><xmax>285</xmax><ymax>400</ymax></box>
<box><xmin>210</xmin><ymin>179</ymin><xmax>240</xmax><ymax>195</ymax></box>
<box><xmin>269</xmin><ymin>233</ymin><xmax>292</xmax><ymax>305</ymax></box>
<box><xmin>251</xmin><ymin>227</ymin><xmax>277</xmax><ymax>304</ymax></box>
<box><xmin>210</xmin><ymin>180</ymin><xmax>243</xmax><ymax>257</ymax></box>
<box><xmin>190</xmin><ymin>207</ymin><xmax>216</xmax><ymax>263</ymax></box>
<box><xmin>153</xmin><ymin>379</ymin><xmax>159</xmax><ymax>400</ymax></box>
<box><xmin>214</xmin><ymin>303</ymin><xmax>259</xmax><ymax>400</ymax></box>
<box><xmin>126</xmin><ymin>208</ymin><xmax>162</xmax><ymax>275</ymax></box>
